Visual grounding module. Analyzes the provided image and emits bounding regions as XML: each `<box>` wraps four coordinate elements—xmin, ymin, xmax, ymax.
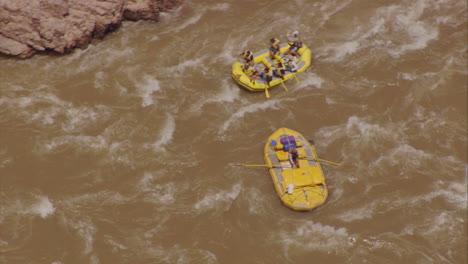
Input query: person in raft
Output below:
<box><xmin>260</xmin><ymin>66</ymin><xmax>273</xmax><ymax>85</ymax></box>
<box><xmin>242</xmin><ymin>63</ymin><xmax>260</xmax><ymax>82</ymax></box>
<box><xmin>273</xmin><ymin>61</ymin><xmax>286</xmax><ymax>80</ymax></box>
<box><xmin>288</xmin><ymin>147</ymin><xmax>300</xmax><ymax>169</ymax></box>
<box><xmin>241</xmin><ymin>50</ymin><xmax>254</xmax><ymax>64</ymax></box>
<box><xmin>269</xmin><ymin>38</ymin><xmax>281</xmax><ymax>59</ymax></box>
<box><xmin>284</xmin><ymin>55</ymin><xmax>298</xmax><ymax>72</ymax></box>
<box><xmin>284</xmin><ymin>31</ymin><xmax>302</xmax><ymax>57</ymax></box>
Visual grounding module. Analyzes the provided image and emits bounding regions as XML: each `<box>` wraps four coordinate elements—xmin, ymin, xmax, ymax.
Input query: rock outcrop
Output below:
<box><xmin>0</xmin><ymin>0</ymin><xmax>182</xmax><ymax>58</ymax></box>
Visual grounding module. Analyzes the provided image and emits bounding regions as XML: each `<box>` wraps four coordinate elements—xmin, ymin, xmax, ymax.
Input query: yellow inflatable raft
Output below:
<box><xmin>264</xmin><ymin>128</ymin><xmax>328</xmax><ymax>211</ymax></box>
<box><xmin>231</xmin><ymin>44</ymin><xmax>312</xmax><ymax>92</ymax></box>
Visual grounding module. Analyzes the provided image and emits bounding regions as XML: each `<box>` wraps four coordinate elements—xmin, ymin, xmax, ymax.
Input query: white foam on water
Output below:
<box><xmin>372</xmin><ymin>143</ymin><xmax>433</xmax><ymax>169</ymax></box>
<box><xmin>58</xmin><ymin>194</ymin><xmax>110</xmax><ymax>256</ymax></box>
<box><xmin>29</xmin><ymin>196</ymin><xmax>55</xmax><ymax>219</ymax></box>
<box><xmin>61</xmin><ymin>105</ymin><xmax>111</xmax><ymax>133</ymax></box>
<box><xmin>74</xmin><ymin>219</ymin><xmax>96</xmax><ymax>255</ymax></box>
<box><xmin>143</xmin><ymin>183</ymin><xmax>177</xmax><ymax>205</ymax></box>
<box><xmin>344</xmin><ymin>115</ymin><xmax>397</xmax><ymax>142</ymax></box>
<box><xmin>317</xmin><ymin>0</ymin><xmax>443</xmax><ymax>62</ymax></box>
<box><xmin>10</xmin><ymin>93</ymin><xmax>64</xmax><ymax>126</ymax></box>
<box><xmin>168</xmin><ymin>12</ymin><xmax>203</xmax><ymax>34</ymax></box>
<box><xmin>0</xmin><ymin>147</ymin><xmax>12</xmax><ymax>169</ymax></box>
<box><xmin>379</xmin><ymin>1</ymin><xmax>439</xmax><ymax>58</ymax></box>
<box><xmin>150</xmin><ymin>35</ymin><xmax>160</xmax><ymax>42</ymax></box>
<box><xmin>160</xmin><ymin>2</ymin><xmax>230</xmax><ymax>35</ymax></box>
<box><xmin>294</xmin><ymin>72</ymin><xmax>325</xmax><ymax>90</ymax></box>
<box><xmin>219</xmin><ymin>99</ymin><xmax>284</xmax><ymax>133</ymax></box>
<box><xmin>142</xmin><ymin>245</ymin><xmax>218</xmax><ymax>264</ymax></box>
<box><xmin>424</xmin><ymin>180</ymin><xmax>467</xmax><ymax>210</ymax></box>
<box><xmin>74</xmin><ymin>46</ymin><xmax>135</xmax><ymax>74</ymax></box>
<box><xmin>414</xmin><ymin>211</ymin><xmax>465</xmax><ymax>243</ymax></box>
<box><xmin>319</xmin><ymin>12</ymin><xmax>387</xmax><ymax>62</ymax></box>
<box><xmin>401</xmin><ymin>210</ymin><xmax>465</xmax><ymax>261</ymax></box>
<box><xmin>90</xmin><ymin>255</ymin><xmax>99</xmax><ymax>264</ymax></box>
<box><xmin>275</xmin><ymin>220</ymin><xmax>352</xmax><ymax>254</ymax></box>
<box><xmin>149</xmin><ymin>114</ymin><xmax>176</xmax><ymax>152</ymax></box>
<box><xmin>42</xmin><ymin>40</ymin><xmax>131</xmax><ymax>73</ymax></box>
<box><xmin>210</xmin><ymin>3</ymin><xmax>230</xmax><ymax>11</ymax></box>
<box><xmin>321</xmin><ymin>41</ymin><xmax>360</xmax><ymax>62</ymax></box>
<box><xmin>241</xmin><ymin>187</ymin><xmax>272</xmax><ymax>215</ymax></box>
<box><xmin>136</xmin><ymin>74</ymin><xmax>161</xmax><ymax>107</ymax></box>
<box><xmin>94</xmin><ymin>71</ymin><xmax>105</xmax><ymax>89</ymax></box>
<box><xmin>339</xmin><ymin>176</ymin><xmax>467</xmax><ymax>223</ymax></box>
<box><xmin>336</xmin><ymin>202</ymin><xmax>376</xmax><ymax>222</ymax></box>
<box><xmin>194</xmin><ymin>183</ymin><xmax>241</xmax><ymax>212</ymax></box>
<box><xmin>5</xmin><ymin>90</ymin><xmax>112</xmax><ymax>134</ymax></box>
<box><xmin>138</xmin><ymin>171</ymin><xmax>157</xmax><ymax>191</ymax></box>
<box><xmin>314</xmin><ymin>123</ymin><xmax>348</xmax><ymax>148</ymax></box>
<box><xmin>137</xmin><ymin>172</ymin><xmax>178</xmax><ymax>205</ymax></box>
<box><xmin>42</xmin><ymin>135</ymin><xmax>108</xmax><ymax>154</ymax></box>
<box><xmin>361</xmin><ymin>237</ymin><xmax>397</xmax><ymax>251</ymax></box>
<box><xmin>188</xmin><ymin>80</ymin><xmax>240</xmax><ymax>113</ymax></box>
<box><xmin>318</xmin><ymin>0</ymin><xmax>353</xmax><ymax>28</ymax></box>
<box><xmin>104</xmin><ymin>235</ymin><xmax>128</xmax><ymax>253</ymax></box>
<box><xmin>293</xmin><ymin>0</ymin><xmax>306</xmax><ymax>6</ymax></box>
<box><xmin>216</xmin><ymin>44</ymin><xmax>237</xmax><ymax>66</ymax></box>
<box><xmin>42</xmin><ymin>46</ymin><xmax>90</xmax><ymax>71</ymax></box>
<box><xmin>399</xmin><ymin>72</ymin><xmax>418</xmax><ymax>81</ymax></box>
<box><xmin>163</xmin><ymin>57</ymin><xmax>204</xmax><ymax>76</ymax></box>
<box><xmin>4</xmin><ymin>194</ymin><xmax>54</xmax><ymax>219</ymax></box>
<box><xmin>325</xmin><ymin>97</ymin><xmax>337</xmax><ymax>104</ymax></box>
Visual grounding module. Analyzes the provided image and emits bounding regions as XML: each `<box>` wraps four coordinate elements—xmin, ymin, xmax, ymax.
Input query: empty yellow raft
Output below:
<box><xmin>232</xmin><ymin>44</ymin><xmax>312</xmax><ymax>92</ymax></box>
<box><xmin>264</xmin><ymin>128</ymin><xmax>328</xmax><ymax>211</ymax></box>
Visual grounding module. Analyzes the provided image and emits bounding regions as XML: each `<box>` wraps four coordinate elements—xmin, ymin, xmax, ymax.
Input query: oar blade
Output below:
<box><xmin>265</xmin><ymin>87</ymin><xmax>270</xmax><ymax>98</ymax></box>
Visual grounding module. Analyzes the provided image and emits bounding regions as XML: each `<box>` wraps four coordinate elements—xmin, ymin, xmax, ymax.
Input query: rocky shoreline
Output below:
<box><xmin>0</xmin><ymin>0</ymin><xmax>182</xmax><ymax>58</ymax></box>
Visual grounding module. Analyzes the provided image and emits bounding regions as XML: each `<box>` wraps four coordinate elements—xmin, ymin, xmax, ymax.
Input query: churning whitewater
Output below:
<box><xmin>0</xmin><ymin>0</ymin><xmax>466</xmax><ymax>264</ymax></box>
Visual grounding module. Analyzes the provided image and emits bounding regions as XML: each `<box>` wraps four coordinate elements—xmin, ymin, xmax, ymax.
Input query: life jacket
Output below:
<box><xmin>273</xmin><ymin>63</ymin><xmax>285</xmax><ymax>78</ymax></box>
<box><xmin>261</xmin><ymin>67</ymin><xmax>273</xmax><ymax>83</ymax></box>
<box><xmin>276</xmin><ymin>63</ymin><xmax>286</xmax><ymax>71</ymax></box>
<box><xmin>269</xmin><ymin>38</ymin><xmax>280</xmax><ymax>53</ymax></box>
<box><xmin>288</xmin><ymin>40</ymin><xmax>302</xmax><ymax>49</ymax></box>
<box><xmin>243</xmin><ymin>64</ymin><xmax>258</xmax><ymax>76</ymax></box>
<box><xmin>242</xmin><ymin>50</ymin><xmax>253</xmax><ymax>63</ymax></box>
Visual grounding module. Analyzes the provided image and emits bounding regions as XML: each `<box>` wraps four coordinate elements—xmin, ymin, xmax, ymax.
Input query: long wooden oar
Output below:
<box><xmin>305</xmin><ymin>156</ymin><xmax>340</xmax><ymax>166</ymax></box>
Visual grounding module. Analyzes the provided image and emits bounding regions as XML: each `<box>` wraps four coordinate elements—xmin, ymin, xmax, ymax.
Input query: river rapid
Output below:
<box><xmin>0</xmin><ymin>0</ymin><xmax>467</xmax><ymax>263</ymax></box>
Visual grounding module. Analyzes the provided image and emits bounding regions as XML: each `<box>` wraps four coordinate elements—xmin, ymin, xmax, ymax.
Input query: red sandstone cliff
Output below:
<box><xmin>0</xmin><ymin>0</ymin><xmax>182</xmax><ymax>58</ymax></box>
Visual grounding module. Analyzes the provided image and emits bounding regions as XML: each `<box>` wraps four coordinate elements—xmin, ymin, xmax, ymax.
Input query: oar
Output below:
<box><xmin>293</xmin><ymin>73</ymin><xmax>300</xmax><ymax>84</ymax></box>
<box><xmin>280</xmin><ymin>79</ymin><xmax>288</xmax><ymax>91</ymax></box>
<box><xmin>228</xmin><ymin>163</ymin><xmax>280</xmax><ymax>168</ymax></box>
<box><xmin>265</xmin><ymin>86</ymin><xmax>270</xmax><ymax>98</ymax></box>
<box><xmin>305</xmin><ymin>157</ymin><xmax>341</xmax><ymax>166</ymax></box>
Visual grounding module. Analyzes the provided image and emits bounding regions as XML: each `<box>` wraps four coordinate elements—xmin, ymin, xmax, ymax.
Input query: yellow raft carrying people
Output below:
<box><xmin>232</xmin><ymin>31</ymin><xmax>312</xmax><ymax>98</ymax></box>
<box><xmin>264</xmin><ymin>128</ymin><xmax>329</xmax><ymax>211</ymax></box>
